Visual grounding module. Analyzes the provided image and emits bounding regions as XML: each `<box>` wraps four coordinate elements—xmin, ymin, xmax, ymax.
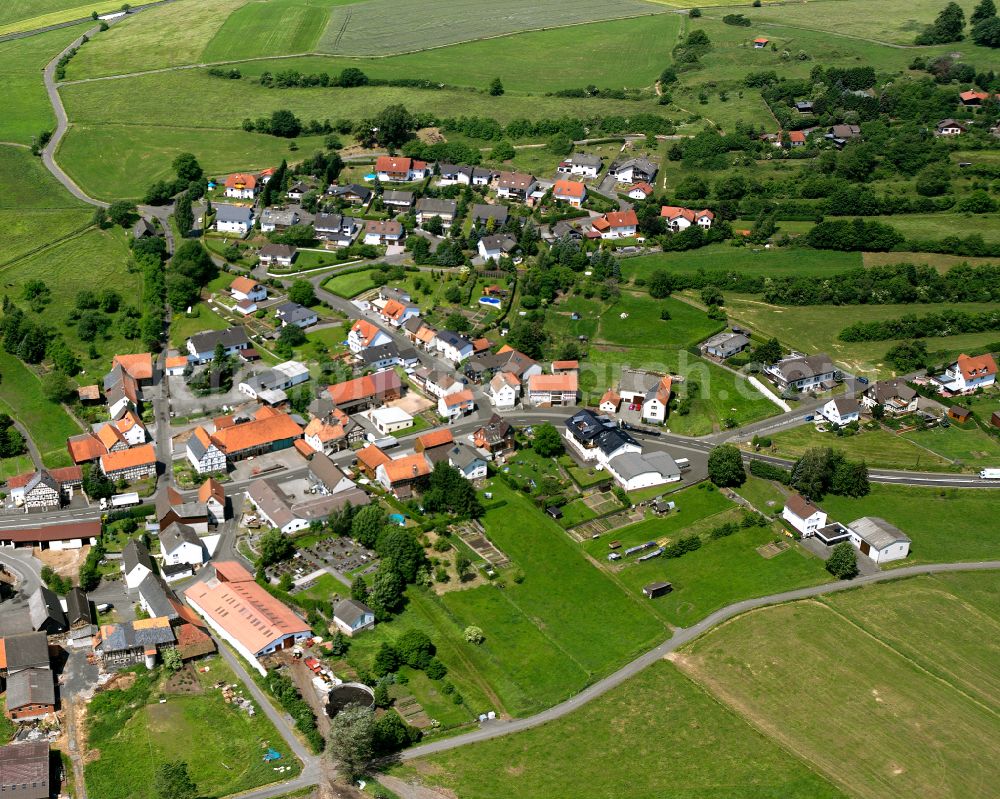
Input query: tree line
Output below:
<box><xmin>839</xmin><ymin>308</ymin><xmax>1000</xmax><ymax>342</ymax></box>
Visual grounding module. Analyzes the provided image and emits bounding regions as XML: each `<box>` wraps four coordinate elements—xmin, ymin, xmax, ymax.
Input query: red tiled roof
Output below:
<box><xmin>357</xmin><ymin>444</ymin><xmax>391</xmax><ymax>471</ymax></box>
<box><xmin>225</xmin><ymin>173</ymin><xmax>257</xmax><ymax>189</ymax></box>
<box><xmin>230</xmin><ymin>276</ymin><xmax>261</xmax><ymax>295</ymax></box>
<box><xmin>381</xmin><ymin>453</ymin><xmax>431</xmax><ymax>483</ymax></box>
<box><xmin>553</xmin><ymin>179</ymin><xmax>586</xmax><ymax>198</ymax></box>
<box><xmin>603</xmin><ymin>210</ymin><xmax>638</xmax><ymax>228</ymax></box>
<box><xmin>789</xmin><ymin>130</ymin><xmax>807</xmax><ymax>143</ymax></box>
<box><xmin>327</xmin><ymin>371</ymin><xmax>401</xmax><ymax>405</ymax></box>
<box><xmin>957</xmin><ymin>353</ymin><xmax>997</xmax><ymax>380</ymax></box>
<box><xmin>198</xmin><ymin>477</ymin><xmax>225</xmax><ymax>505</ymax></box>
<box><xmin>528</xmin><ymin>373</ymin><xmax>578</xmax><ymax>392</ymax></box>
<box><xmin>416</xmin><ymin>429</ymin><xmax>454</xmax><ymax>449</ymax></box>
<box><xmin>100</xmin><ymin>444</ymin><xmax>156</xmax><ymax>473</ymax></box>
<box><xmin>113</xmin><ymin>353</ymin><xmax>153</xmax><ymax>381</ymax></box>
<box><xmin>67</xmin><ymin>433</ymin><xmax>107</xmax><ymax>464</ymax></box>
<box><xmin>629</xmin><ymin>182</ymin><xmax>654</xmax><ymax>195</ymax></box>
<box><xmin>442</xmin><ymin>388</ymin><xmax>474</xmax><ymax>407</ymax></box>
<box><xmin>210</xmin><ymin>412</ymin><xmax>302</xmax><ymax>455</ymax></box>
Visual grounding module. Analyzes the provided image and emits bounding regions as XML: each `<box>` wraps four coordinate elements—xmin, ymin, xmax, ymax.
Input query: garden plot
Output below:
<box><xmin>455</xmin><ymin>521</ymin><xmax>510</xmax><ymax>569</ymax></box>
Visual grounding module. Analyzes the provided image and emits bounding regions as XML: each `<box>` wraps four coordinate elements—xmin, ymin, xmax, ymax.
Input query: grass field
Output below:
<box><xmin>596</xmin><ymin>292</ymin><xmax>723</xmax><ymax>351</ymax></box>
<box><xmin>65</xmin><ymin>0</ymin><xmax>248</xmax><ymax>79</ymax></box>
<box><xmin>901</xmin><ymin>424</ymin><xmax>1000</xmax><ymax>472</ymax></box>
<box><xmin>621</xmin><ymin>245</ymin><xmax>862</xmax><ymax>281</ymax></box>
<box><xmin>230</xmin><ymin>13</ymin><xmax>681</xmax><ymax>93</ymax></box>
<box><xmin>821</xmin><ymin>484</ymin><xmax>1000</xmax><ymax>564</ymax></box>
<box><xmin>0</xmin><ymin>208</ymin><xmax>93</xmax><ymax>266</ymax></box>
<box><xmin>201</xmin><ymin>0</ymin><xmax>333</xmax><ymax>61</ymax></box>
<box><xmin>733</xmin><ymin>474</ymin><xmax>788</xmax><ymax>514</ymax></box>
<box><xmin>0</xmin><ymin>350</ymin><xmax>81</xmax><ymax>467</ymax></box>
<box><xmin>724</xmin><ymin>295</ymin><xmax>1000</xmax><ymax>378</ymax></box>
<box><xmin>677</xmin><ymin>571</ymin><xmax>1000</xmax><ymax>799</ymax></box>
<box><xmin>766</xmin><ymin>425</ymin><xmax>954</xmax><ymax>472</ymax></box>
<box><xmin>0</xmin><ymin>1</ymin><xmax>115</xmax><ymax>34</ymax></box>
<box><xmin>439</xmin><ymin>482</ymin><xmax>665</xmax><ymax>715</ymax></box>
<box><xmin>0</xmin><ymin>145</ymin><xmax>88</xmax><ymax>209</ymax></box>
<box><xmin>0</xmin><ymin>24</ymin><xmax>90</xmax><ymax>144</ymax></box>
<box><xmin>322</xmin><ymin>269</ymin><xmax>378</xmax><ymax>298</ymax></box>
<box><xmin>395</xmin><ymin>660</ymin><xmax>846</xmax><ymax>799</ymax></box>
<box><xmin>0</xmin><ymin>454</ymin><xmax>37</xmax><ymax>482</ymax></box>
<box><xmin>58</xmin><ymin>124</ymin><xmax>328</xmax><ymax>200</ymax></box>
<box><xmin>170</xmin><ymin>303</ymin><xmax>230</xmax><ymax>348</ymax></box>
<box><xmin>85</xmin><ymin>657</ymin><xmax>301</xmax><ymax>799</ymax></box>
<box><xmin>317</xmin><ymin>0</ymin><xmax>663</xmax><ymax>56</ymax></box>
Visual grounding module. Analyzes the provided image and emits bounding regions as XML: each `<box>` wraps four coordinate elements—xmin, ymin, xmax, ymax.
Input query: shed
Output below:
<box><xmin>992</xmin><ymin>410</ymin><xmax>1000</xmax><ymax>429</ymax></box>
<box><xmin>948</xmin><ymin>405</ymin><xmax>972</xmax><ymax>422</ymax></box>
<box><xmin>545</xmin><ymin>506</ymin><xmax>563</xmax><ymax>520</ymax></box>
<box><xmin>642</xmin><ymin>582</ymin><xmax>672</xmax><ymax>599</ymax></box>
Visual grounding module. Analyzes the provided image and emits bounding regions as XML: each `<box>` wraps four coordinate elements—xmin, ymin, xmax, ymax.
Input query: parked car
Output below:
<box><xmin>856</xmin><ymin>376</ymin><xmax>869</xmax><ymax>385</ymax></box>
<box><xmin>804</xmin><ymin>414</ymin><xmax>815</xmax><ymax>421</ymax></box>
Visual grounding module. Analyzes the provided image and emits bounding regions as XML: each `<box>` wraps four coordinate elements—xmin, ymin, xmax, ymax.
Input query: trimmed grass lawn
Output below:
<box><xmin>202</xmin><ymin>0</ymin><xmax>330</xmax><ymax>61</ymax></box>
<box><xmin>596</xmin><ymin>292</ymin><xmax>723</xmax><ymax>351</ymax></box>
<box><xmin>65</xmin><ymin>0</ymin><xmax>249</xmax><ymax>79</ymax></box>
<box><xmin>621</xmin><ymin>245</ymin><xmax>862</xmax><ymax>282</ymax></box>
<box><xmin>394</xmin><ymin>660</ymin><xmax>845</xmax><ymax>799</ymax></box>
<box><xmin>678</xmin><ymin>573</ymin><xmax>1000</xmax><ymax>799</ymax></box>
<box><xmin>724</xmin><ymin>295</ymin><xmax>1000</xmax><ymax>378</ymax></box>
<box><xmin>820</xmin><ymin>484</ymin><xmax>1000</xmax><ymax>565</ymax></box>
<box><xmin>322</xmin><ymin>269</ymin><xmax>378</xmax><ymax>298</ymax></box>
<box><xmin>766</xmin><ymin>425</ymin><xmax>955</xmax><ymax>472</ymax></box>
<box><xmin>901</xmin><ymin>424</ymin><xmax>1000</xmax><ymax>472</ymax></box>
<box><xmin>233</xmin><ymin>13</ymin><xmax>681</xmax><ymax>93</ymax></box>
<box><xmin>58</xmin><ymin>124</ymin><xmax>328</xmax><ymax>201</ymax></box>
<box><xmin>0</xmin><ymin>454</ymin><xmax>36</xmax><ymax>482</ymax></box>
<box><xmin>84</xmin><ymin>657</ymin><xmax>301</xmax><ymax>799</ymax></box>
<box><xmin>0</xmin><ymin>25</ymin><xmax>91</xmax><ymax>144</ymax></box>
<box><xmin>170</xmin><ymin>303</ymin><xmax>229</xmax><ymax>348</ymax></box>
<box><xmin>317</xmin><ymin>0</ymin><xmax>663</xmax><ymax>56</ymax></box>
<box><xmin>0</xmin><ymin>350</ymin><xmax>81</xmax><ymax>467</ymax></box>
<box><xmin>733</xmin><ymin>474</ymin><xmax>788</xmax><ymax>515</ymax></box>
<box><xmin>439</xmin><ymin>482</ymin><xmax>665</xmax><ymax>715</ymax></box>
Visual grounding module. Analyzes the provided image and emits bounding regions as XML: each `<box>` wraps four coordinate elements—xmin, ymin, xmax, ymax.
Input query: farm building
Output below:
<box><xmin>848</xmin><ymin>517</ymin><xmax>911</xmax><ymax>564</ymax></box>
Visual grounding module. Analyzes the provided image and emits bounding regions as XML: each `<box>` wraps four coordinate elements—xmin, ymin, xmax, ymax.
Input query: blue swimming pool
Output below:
<box><xmin>364</xmin><ymin>173</ymin><xmax>377</xmax><ymax>181</ymax></box>
<box><xmin>388</xmin><ymin>513</ymin><xmax>406</xmax><ymax>526</ymax></box>
<box><xmin>479</xmin><ymin>296</ymin><xmax>502</xmax><ymax>307</ymax></box>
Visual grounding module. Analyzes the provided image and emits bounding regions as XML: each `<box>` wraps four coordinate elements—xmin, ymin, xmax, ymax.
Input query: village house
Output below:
<box><xmin>782</xmin><ymin>493</ymin><xmax>828</xmax><ymax>537</ymax></box>
<box><xmin>348</xmin><ymin>319</ymin><xmax>392</xmax><ymax>353</ymax></box>
<box><xmin>215</xmin><ymin>204</ymin><xmax>254</xmax><ymax>237</ymax></box>
<box><xmin>415</xmin><ymin>197</ymin><xmax>457</xmax><ymax>228</ymax></box>
<box><xmin>496</xmin><ymin>171</ymin><xmax>537</xmax><ymax>202</ymax></box>
<box><xmin>274</xmin><ymin>301</ymin><xmax>318</xmax><ymax>328</ymax></box>
<box><xmin>826</xmin><ymin>123</ymin><xmax>862</xmax><ymax>147</ymax></box>
<box><xmin>935</xmin><ymin>118</ymin><xmax>968</xmax><ymax>136</ymax></box>
<box><xmin>527</xmin><ymin>373</ymin><xmax>578</xmax><ymax>407</ymax></box>
<box><xmin>478</xmin><ymin>233</ymin><xmax>518</xmax><ymax>262</ymax></box>
<box><xmin>423</xmin><ymin>371</ymin><xmax>465</xmax><ymax>399</ymax></box>
<box><xmin>701</xmin><ymin>332</ymin><xmax>750</xmax><ymax>360</ymax></box>
<box><xmin>312</xmin><ymin>212</ymin><xmax>358</xmax><ymax>247</ymax></box>
<box><xmin>364</xmin><ymin>219</ymin><xmax>404</xmax><ymax>246</ymax></box>
<box><xmin>238</xmin><ymin>360</ymin><xmax>310</xmax><ymax>404</ymax></box>
<box><xmin>327</xmin><ymin>183</ymin><xmax>372</xmax><ymax>205</ymax></box>
<box><xmin>471</xmin><ymin>204</ymin><xmax>509</xmax><ymax>227</ymax></box>
<box><xmin>224</xmin><ymin>173</ymin><xmax>257</xmax><ymax>199</ymax></box>
<box><xmin>552</xmin><ymin>179</ymin><xmax>587</xmax><ymax>207</ymax></box>
<box><xmin>438</xmin><ymin>388</ymin><xmax>475</xmax><ymax>419</ymax></box>
<box><xmin>557</xmin><ymin>153</ymin><xmax>602</xmax><ymax>178</ymax></box>
<box><xmin>258</xmin><ymin>243</ymin><xmax>296</xmax><ymax>268</ymax></box>
<box><xmin>414</xmin><ymin>428</ymin><xmax>454</xmax><ymax>463</ymax></box>
<box><xmin>375</xmin><ymin>453</ymin><xmax>431</xmax><ymax>497</ymax></box>
<box><xmin>788</xmin><ymin>129</ymin><xmax>807</xmax><ymax>147</ymax></box>
<box><xmin>303</xmin><ymin>416</ymin><xmax>348</xmax><ymax>455</ymax></box>
<box><xmin>0</xmin><ymin>633</ymin><xmax>55</xmax><ymax>722</ymax></box>
<box><xmin>753</xmin><ymin>36</ymin><xmax>769</xmax><ymax>48</ymax></box>
<box><xmin>259</xmin><ymin>208</ymin><xmax>299</xmax><ymax>233</ymax></box>
<box><xmin>186</xmin><ymin>327</ymin><xmax>251</xmax><ymax>363</ymax></box>
<box><xmin>104</xmin><ymin>363</ymin><xmax>141</xmax><ymax>419</ymax></box>
<box><xmin>122</xmin><ymin>538</ymin><xmax>154</xmax><ymax>589</ymax></box>
<box><xmin>28</xmin><ymin>586</ymin><xmax>66</xmax><ymax>634</ymax></box>
<box><xmin>590</xmin><ymin>209</ymin><xmax>638</xmax><ymax>239</ymax></box>
<box><xmin>230</xmin><ymin>276</ymin><xmax>267</xmax><ymax>304</ymax></box>
<box><xmin>375</xmin><ymin>156</ymin><xmax>429</xmax><ymax>183</ymax></box>
<box><xmin>382</xmin><ymin>190</ymin><xmax>414</xmax><ymax>212</ymax></box>
<box><xmin>660</xmin><ymin>206</ymin><xmax>714</xmax><ymax>231</ymax></box>
<box><xmin>487</xmin><ymin>371</ymin><xmax>520</xmax><ymax>410</ymax></box>
<box><xmin>7</xmin><ymin>466</ymin><xmax>81</xmax><ymax>509</ymax></box>
<box><xmin>599</xmin><ymin>389</ymin><xmax>621</xmax><ymax>414</ymax></box>
<box><xmin>434</xmin><ymin>330</ymin><xmax>474</xmax><ymax>363</ymax></box>
<box><xmin>0</xmin><ymin>740</ymin><xmax>50</xmax><ymax>799</ymax></box>
<box><xmin>327</xmin><ymin>370</ymin><xmax>402</xmax><ymax>413</ymax></box>
<box><xmin>765</xmin><ymin>354</ymin><xmax>838</xmax><ymax>392</ymax></box>
<box><xmin>165</xmin><ymin>355</ymin><xmax>189</xmax><ymax>376</ymax></box>
<box><xmin>160</xmin><ymin>522</ymin><xmax>207</xmax><ymax>567</ymax></box>
<box><xmin>157</xmin><ymin>485</ymin><xmax>209</xmax><ymax>534</ymax></box>
<box><xmin>187</xmin><ymin>426</ymin><xmax>227</xmax><ymax>475</ymax></box>
<box><xmin>604</xmin><ymin>450</ymin><xmax>681</xmax><ymax>492</ymax></box>
<box><xmin>333</xmin><ymin>599</ymin><xmax>376</xmax><ymax>637</ymax></box>
<box><xmin>564</xmin><ymin>409</ymin><xmax>641</xmax><ymax>465</ymax></box>
<box><xmin>437</xmin><ymin>163</ymin><xmax>494</xmax><ymax>186</ymax></box>
<box><xmin>473</xmin><ymin>414</ymin><xmax>516</xmax><ymax>460</ymax></box>
<box><xmin>100</xmin><ymin>444</ymin><xmax>157</xmax><ymax>482</ymax></box>
<box><xmin>618</xmin><ymin>369</ymin><xmax>672</xmax><ymax>423</ymax></box>
<box><xmin>93</xmin><ymin>617</ymin><xmax>176</xmax><ymax>671</ymax></box>
<box><xmin>369</xmin><ymin>406</ymin><xmax>414</xmax><ymax>435</ymax></box>
<box><xmin>627</xmin><ymin>182</ymin><xmax>654</xmax><ymax>200</ymax></box>
<box><xmin>246</xmin><ymin>475</ymin><xmax>368</xmax><ymax>535</ymax></box>
<box><xmin>860</xmin><ymin>380</ymin><xmax>918</xmax><ymax>416</ymax></box>
<box><xmin>608</xmin><ymin>156</ymin><xmax>657</xmax><ymax>184</ymax></box>
<box><xmin>447</xmin><ymin>443</ymin><xmax>488</xmax><ymax>480</ymax></box>
<box><xmin>209</xmin><ymin>406</ymin><xmax>302</xmax><ymax>461</ymax></box>
<box><xmin>820</xmin><ymin>397</ymin><xmax>861</xmax><ymax>426</ymax></box>
<box><xmin>377</xmin><ymin>298</ymin><xmax>420</xmax><ymax>327</ymax></box>
<box><xmin>285</xmin><ymin>180</ymin><xmax>310</xmax><ymax>201</ymax></box>
<box><xmin>935</xmin><ymin>352</ymin><xmax>997</xmax><ymax>394</ymax></box>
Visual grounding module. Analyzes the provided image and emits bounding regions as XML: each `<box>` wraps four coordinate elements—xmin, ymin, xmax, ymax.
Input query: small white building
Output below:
<box><xmin>230</xmin><ymin>276</ymin><xmax>267</xmax><ymax>303</ymax></box>
<box><xmin>369</xmin><ymin>406</ymin><xmax>414</xmax><ymax>435</ymax></box>
<box><xmin>333</xmin><ymin>599</ymin><xmax>375</xmax><ymax>636</ymax></box>
<box><xmin>438</xmin><ymin>389</ymin><xmax>475</xmax><ymax>419</ymax></box>
<box><xmin>782</xmin><ymin>493</ymin><xmax>827</xmax><ymax>537</ymax></box>
<box><xmin>121</xmin><ymin>539</ymin><xmax>154</xmax><ymax>589</ymax></box>
<box><xmin>487</xmin><ymin>372</ymin><xmax>520</xmax><ymax>410</ymax></box>
<box><xmin>605</xmin><ymin>451</ymin><xmax>681</xmax><ymax>491</ymax></box>
<box><xmin>214</xmin><ymin>204</ymin><xmax>254</xmax><ymax>237</ymax></box>
<box><xmin>159</xmin><ymin>522</ymin><xmax>207</xmax><ymax>566</ymax></box>
<box><xmin>820</xmin><ymin>397</ymin><xmax>860</xmax><ymax>426</ymax></box>
<box><xmin>848</xmin><ymin>516</ymin><xmax>911</xmax><ymax>563</ymax></box>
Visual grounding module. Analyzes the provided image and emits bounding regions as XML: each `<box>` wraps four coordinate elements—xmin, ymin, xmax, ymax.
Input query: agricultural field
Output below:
<box><xmin>820</xmin><ymin>484</ymin><xmax>1000</xmax><ymax>565</ymax></box>
<box><xmin>58</xmin><ymin>124</ymin><xmax>328</xmax><ymax>201</ymax></box>
<box><xmin>723</xmin><ymin>296</ymin><xmax>1000</xmax><ymax>378</ymax></box>
<box><xmin>84</xmin><ymin>657</ymin><xmax>302</xmax><ymax>799</ymax></box>
<box><xmin>0</xmin><ymin>0</ymin><xmax>118</xmax><ymax>33</ymax></box>
<box><xmin>621</xmin><ymin>245</ymin><xmax>862</xmax><ymax>281</ymax></box>
<box><xmin>394</xmin><ymin>660</ymin><xmax>846</xmax><ymax>799</ymax></box>
<box><xmin>596</xmin><ymin>292</ymin><xmax>723</xmax><ymax>351</ymax></box>
<box><xmin>232</xmin><ymin>13</ymin><xmax>681</xmax><ymax>93</ymax></box>
<box><xmin>201</xmin><ymin>0</ymin><xmax>339</xmax><ymax>61</ymax></box>
<box><xmin>677</xmin><ymin>571</ymin><xmax>1000</xmax><ymax>799</ymax></box>
<box><xmin>439</xmin><ymin>482</ymin><xmax>665</xmax><ymax>716</ymax></box>
<box><xmin>765</xmin><ymin>425</ymin><xmax>954</xmax><ymax>472</ymax></box>
<box><xmin>901</xmin><ymin>423</ymin><xmax>1000</xmax><ymax>472</ymax></box>
<box><xmin>316</xmin><ymin>0</ymin><xmax>665</xmax><ymax>56</ymax></box>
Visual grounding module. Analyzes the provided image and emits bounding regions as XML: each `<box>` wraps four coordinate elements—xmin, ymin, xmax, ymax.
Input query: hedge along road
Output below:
<box><xmin>396</xmin><ymin>559</ymin><xmax>1000</xmax><ymax>762</ymax></box>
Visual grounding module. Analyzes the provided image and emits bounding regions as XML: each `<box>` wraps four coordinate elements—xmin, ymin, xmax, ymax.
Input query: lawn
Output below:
<box><xmin>0</xmin><ymin>454</ymin><xmax>36</xmax><ymax>482</ymax></box>
<box><xmin>439</xmin><ymin>482</ymin><xmax>666</xmax><ymax>715</ymax></box>
<box><xmin>820</xmin><ymin>484</ymin><xmax>1000</xmax><ymax>565</ymax></box>
<box><xmin>0</xmin><ymin>208</ymin><xmax>93</xmax><ymax>267</ymax></box>
<box><xmin>677</xmin><ymin>572</ymin><xmax>1000</xmax><ymax>799</ymax></box>
<box><xmin>595</xmin><ymin>292</ymin><xmax>724</xmax><ymax>351</ymax></box>
<box><xmin>0</xmin><ymin>145</ymin><xmax>89</xmax><ymax>210</ymax></box>
<box><xmin>0</xmin><ymin>24</ymin><xmax>91</xmax><ymax>144</ymax></box>
<box><xmin>201</xmin><ymin>0</ymin><xmax>332</xmax><ymax>61</ymax></box>
<box><xmin>316</xmin><ymin>0</ymin><xmax>664</xmax><ymax>56</ymax></box>
<box><xmin>394</xmin><ymin>660</ymin><xmax>845</xmax><ymax>799</ymax></box>
<box><xmin>724</xmin><ymin>295</ymin><xmax>1000</xmax><ymax>378</ymax></box>
<box><xmin>57</xmin><ymin>124</ymin><xmax>328</xmax><ymax>201</ymax></box>
<box><xmin>901</xmin><ymin>424</ymin><xmax>1000</xmax><ymax>472</ymax></box>
<box><xmin>322</xmin><ymin>269</ymin><xmax>379</xmax><ymax>298</ymax></box>
<box><xmin>766</xmin><ymin>425</ymin><xmax>955</xmax><ymax>472</ymax></box>
<box><xmin>0</xmin><ymin>698</ymin><xmax>15</xmax><ymax>744</ymax></box>
<box><xmin>733</xmin><ymin>474</ymin><xmax>788</xmax><ymax>515</ymax></box>
<box><xmin>170</xmin><ymin>303</ymin><xmax>229</xmax><ymax>348</ymax></box>
<box><xmin>0</xmin><ymin>349</ymin><xmax>81</xmax><ymax>467</ymax></box>
<box><xmin>621</xmin><ymin>245</ymin><xmax>862</xmax><ymax>282</ymax></box>
<box><xmin>233</xmin><ymin>13</ymin><xmax>681</xmax><ymax>93</ymax></box>
<box><xmin>84</xmin><ymin>657</ymin><xmax>302</xmax><ymax>799</ymax></box>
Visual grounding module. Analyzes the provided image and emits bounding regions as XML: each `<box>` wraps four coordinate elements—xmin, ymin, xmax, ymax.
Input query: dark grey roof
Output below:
<box><xmin>566</xmin><ymin>152</ymin><xmax>602</xmax><ymax>168</ymax></box>
<box><xmin>28</xmin><ymin>586</ymin><xmax>66</xmax><ymax>632</ymax></box>
<box><xmin>361</xmin><ymin>342</ymin><xmax>400</xmax><ymax>365</ymax></box>
<box><xmin>259</xmin><ymin>243</ymin><xmax>296</xmax><ymax>259</ymax></box>
<box><xmin>275</xmin><ymin>302</ymin><xmax>316</xmax><ymax>325</ymax></box>
<box><xmin>611</xmin><ymin>156</ymin><xmax>657</xmax><ymax>176</ymax></box>
<box><xmin>314</xmin><ymin>212</ymin><xmax>354</xmax><ymax>232</ymax></box>
<box><xmin>5</xmin><ymin>667</ymin><xmax>54</xmax><ymax>712</ymax></box>
<box><xmin>772</xmin><ymin>354</ymin><xmax>837</xmax><ymax>382</ymax></box>
<box><xmin>122</xmin><ymin>538</ymin><xmax>153</xmax><ymax>575</ymax></box>
<box><xmin>66</xmin><ymin>587</ymin><xmax>92</xmax><ymax>627</ymax></box>
<box><xmin>447</xmin><ymin>443</ymin><xmax>485</xmax><ymax>471</ymax></box>
<box><xmin>187</xmin><ymin>327</ymin><xmax>250</xmax><ymax>354</ymax></box>
<box><xmin>137</xmin><ymin>574</ymin><xmax>179</xmax><ymax>620</ymax></box>
<box><xmin>415</xmin><ymin>198</ymin><xmax>457</xmax><ymax>216</ymax></box>
<box><xmin>471</xmin><ymin>204</ymin><xmax>508</xmax><ymax>224</ymax></box>
<box><xmin>1</xmin><ymin>632</ymin><xmax>49</xmax><ymax>672</ymax></box>
<box><xmin>162</xmin><ymin>562</ymin><xmax>194</xmax><ymax>577</ymax></box>
<box><xmin>403</xmin><ymin>316</ymin><xmax>425</xmax><ymax>333</ymax></box>
<box><xmin>334</xmin><ymin>598</ymin><xmax>373</xmax><ymax>626</ymax></box>
<box><xmin>832</xmin><ymin>397</ymin><xmax>859</xmax><ymax>415</ymax></box>
<box><xmin>476</xmin><ymin>413</ymin><xmax>513</xmax><ymax>445</ymax></box>
<box><xmin>159</xmin><ymin>522</ymin><xmax>201</xmax><ymax>555</ymax></box>
<box><xmin>480</xmin><ymin>234</ymin><xmax>517</xmax><ymax>252</ymax></box>
<box><xmin>0</xmin><ymin>740</ymin><xmax>50</xmax><ymax>797</ymax></box>
<box><xmin>382</xmin><ymin>190</ymin><xmax>414</xmax><ymax>205</ymax></box>
<box><xmin>328</xmin><ymin>183</ymin><xmax>372</xmax><ymax>201</ymax></box>
<box><xmin>260</xmin><ymin>208</ymin><xmax>298</xmax><ymax>227</ymax></box>
<box><xmin>435</xmin><ymin>330</ymin><xmax>472</xmax><ymax>350</ymax></box>
<box><xmin>97</xmin><ymin>619</ymin><xmax>175</xmax><ymax>653</ymax></box>
<box><xmin>596</xmin><ymin>427</ymin><xmax>638</xmax><ymax>457</ymax></box>
<box><xmin>619</xmin><ymin>368</ymin><xmax>660</xmax><ymax>394</ymax></box>
<box><xmin>215</xmin><ymin>203</ymin><xmax>253</xmax><ymax>224</ymax></box>
<box><xmin>702</xmin><ymin>332</ymin><xmax>750</xmax><ymax>355</ymax></box>
<box><xmin>866</xmin><ymin>380</ymin><xmax>917</xmax><ymax>404</ymax></box>
<box><xmin>133</xmin><ymin>217</ymin><xmax>156</xmax><ymax>238</ymax></box>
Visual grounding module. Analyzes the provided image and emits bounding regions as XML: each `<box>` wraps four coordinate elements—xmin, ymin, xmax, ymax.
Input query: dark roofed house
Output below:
<box><xmin>66</xmin><ymin>587</ymin><xmax>93</xmax><ymax>630</ymax></box>
<box><xmin>5</xmin><ymin>668</ymin><xmax>55</xmax><ymax>721</ymax></box>
<box><xmin>765</xmin><ymin>354</ymin><xmax>838</xmax><ymax>391</ymax></box>
<box><xmin>132</xmin><ymin>217</ymin><xmax>157</xmax><ymax>239</ymax></box>
<box><xmin>0</xmin><ymin>741</ymin><xmax>50</xmax><ymax>799</ymax></box>
<box><xmin>327</xmin><ymin>183</ymin><xmax>372</xmax><ymax>204</ymax></box>
<box><xmin>94</xmin><ymin>617</ymin><xmax>176</xmax><ymax>670</ymax></box>
<box><xmin>0</xmin><ymin>631</ymin><xmax>50</xmax><ymax>675</ymax></box>
<box><xmin>186</xmin><ymin>327</ymin><xmax>251</xmax><ymax>363</ymax></box>
<box><xmin>471</xmin><ymin>204</ymin><xmax>509</xmax><ymax>226</ymax></box>
<box><xmin>27</xmin><ymin>587</ymin><xmax>66</xmax><ymax>634</ymax></box>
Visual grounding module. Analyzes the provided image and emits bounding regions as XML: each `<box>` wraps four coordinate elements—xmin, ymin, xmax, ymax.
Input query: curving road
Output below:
<box><xmin>399</xmin><ymin>559</ymin><xmax>1000</xmax><ymax>760</ymax></box>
